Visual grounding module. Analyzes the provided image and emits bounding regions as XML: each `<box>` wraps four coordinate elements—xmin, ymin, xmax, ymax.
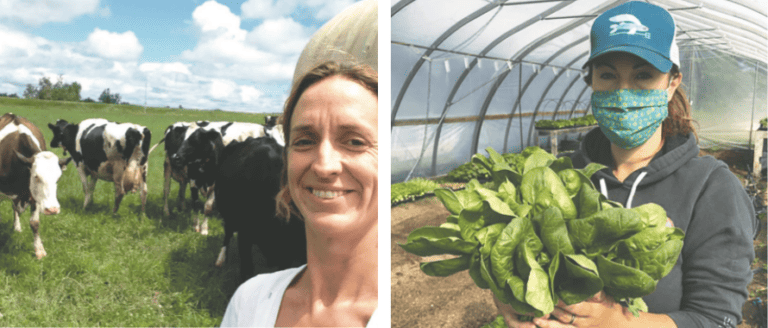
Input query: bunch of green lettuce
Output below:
<box><xmin>400</xmin><ymin>147</ymin><xmax>684</xmax><ymax>319</ymax></box>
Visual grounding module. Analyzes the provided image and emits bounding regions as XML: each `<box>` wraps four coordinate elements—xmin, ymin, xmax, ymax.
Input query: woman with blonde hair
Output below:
<box><xmin>221</xmin><ymin>0</ymin><xmax>379</xmax><ymax>326</ymax></box>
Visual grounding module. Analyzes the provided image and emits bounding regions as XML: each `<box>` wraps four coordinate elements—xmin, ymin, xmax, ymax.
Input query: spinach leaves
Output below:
<box><xmin>399</xmin><ymin>147</ymin><xmax>684</xmax><ymax>320</ymax></box>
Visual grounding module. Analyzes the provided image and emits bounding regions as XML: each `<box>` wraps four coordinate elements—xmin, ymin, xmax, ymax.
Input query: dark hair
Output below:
<box><xmin>275</xmin><ymin>61</ymin><xmax>378</xmax><ymax>221</ymax></box>
<box><xmin>584</xmin><ymin>63</ymin><xmax>698</xmax><ymax>141</ymax></box>
<box><xmin>663</xmin><ymin>65</ymin><xmax>697</xmax><ymax>141</ymax></box>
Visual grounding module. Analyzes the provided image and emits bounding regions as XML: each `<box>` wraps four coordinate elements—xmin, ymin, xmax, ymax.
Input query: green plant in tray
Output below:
<box><xmin>535</xmin><ymin>115</ymin><xmax>597</xmax><ymax>130</ymax></box>
<box><xmin>391</xmin><ymin>178</ymin><xmax>442</xmax><ymax>205</ymax></box>
<box><xmin>447</xmin><ymin>161</ymin><xmax>491</xmax><ymax>182</ymax></box>
<box><xmin>399</xmin><ymin>147</ymin><xmax>684</xmax><ymax>325</ymax></box>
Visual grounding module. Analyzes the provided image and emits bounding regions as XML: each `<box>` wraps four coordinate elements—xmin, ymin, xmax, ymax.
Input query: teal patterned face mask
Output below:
<box><xmin>591</xmin><ymin>89</ymin><xmax>668</xmax><ymax>149</ymax></box>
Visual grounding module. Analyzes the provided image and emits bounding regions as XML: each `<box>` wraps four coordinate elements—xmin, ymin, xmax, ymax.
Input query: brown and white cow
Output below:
<box><xmin>48</xmin><ymin>118</ymin><xmax>151</xmax><ymax>215</ymax></box>
<box><xmin>0</xmin><ymin>113</ymin><xmax>71</xmax><ymax>259</ymax></box>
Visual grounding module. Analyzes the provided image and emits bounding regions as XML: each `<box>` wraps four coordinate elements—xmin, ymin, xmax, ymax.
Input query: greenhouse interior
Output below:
<box><xmin>391</xmin><ymin>0</ymin><xmax>767</xmax><ymax>183</ymax></box>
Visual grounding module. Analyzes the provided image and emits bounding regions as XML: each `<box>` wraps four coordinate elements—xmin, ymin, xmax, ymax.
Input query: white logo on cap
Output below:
<box><xmin>609</xmin><ymin>14</ymin><xmax>651</xmax><ymax>39</ymax></box>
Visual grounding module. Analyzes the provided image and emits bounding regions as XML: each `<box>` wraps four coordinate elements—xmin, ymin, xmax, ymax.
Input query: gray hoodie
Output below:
<box><xmin>566</xmin><ymin>128</ymin><xmax>755</xmax><ymax>328</ymax></box>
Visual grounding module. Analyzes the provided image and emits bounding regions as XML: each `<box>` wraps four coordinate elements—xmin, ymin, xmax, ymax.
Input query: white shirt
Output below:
<box><xmin>220</xmin><ymin>265</ymin><xmax>380</xmax><ymax>327</ymax></box>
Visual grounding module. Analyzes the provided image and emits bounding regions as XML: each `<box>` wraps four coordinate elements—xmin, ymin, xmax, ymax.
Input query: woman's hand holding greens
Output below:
<box><xmin>400</xmin><ymin>147</ymin><xmax>684</xmax><ymax>327</ymax></box>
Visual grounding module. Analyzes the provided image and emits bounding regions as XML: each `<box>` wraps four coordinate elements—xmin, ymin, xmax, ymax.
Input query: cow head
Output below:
<box><xmin>47</xmin><ymin>120</ymin><xmax>78</xmax><ymax>156</ymax></box>
<box><xmin>264</xmin><ymin>115</ymin><xmax>278</xmax><ymax>127</ymax></box>
<box><xmin>16</xmin><ymin>151</ymin><xmax>72</xmax><ymax>215</ymax></box>
<box><xmin>47</xmin><ymin>119</ymin><xmax>68</xmax><ymax>150</ymax></box>
<box><xmin>171</xmin><ymin>128</ymin><xmax>223</xmax><ymax>180</ymax></box>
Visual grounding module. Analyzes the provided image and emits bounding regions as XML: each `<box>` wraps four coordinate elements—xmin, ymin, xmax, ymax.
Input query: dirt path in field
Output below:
<box><xmin>392</xmin><ymin>149</ymin><xmax>767</xmax><ymax>328</ymax></box>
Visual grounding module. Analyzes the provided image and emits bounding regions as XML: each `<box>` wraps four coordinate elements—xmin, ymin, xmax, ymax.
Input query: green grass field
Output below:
<box><xmin>0</xmin><ymin>97</ymin><xmax>279</xmax><ymax>326</ymax></box>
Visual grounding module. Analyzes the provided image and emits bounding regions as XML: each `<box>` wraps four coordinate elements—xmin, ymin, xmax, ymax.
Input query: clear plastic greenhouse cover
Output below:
<box><xmin>390</xmin><ymin>0</ymin><xmax>767</xmax><ymax>183</ymax></box>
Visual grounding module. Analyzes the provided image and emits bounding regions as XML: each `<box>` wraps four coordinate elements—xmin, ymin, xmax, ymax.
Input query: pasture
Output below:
<box><xmin>0</xmin><ymin>97</ymin><xmax>277</xmax><ymax>326</ymax></box>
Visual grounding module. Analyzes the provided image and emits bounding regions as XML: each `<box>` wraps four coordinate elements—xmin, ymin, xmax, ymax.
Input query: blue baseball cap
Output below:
<box><xmin>583</xmin><ymin>1</ymin><xmax>680</xmax><ymax>73</ymax></box>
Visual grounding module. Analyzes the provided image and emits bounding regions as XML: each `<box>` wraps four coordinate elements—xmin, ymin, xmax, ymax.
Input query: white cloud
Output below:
<box><xmin>0</xmin><ymin>26</ymin><xmax>40</xmax><ymax>58</ymax></box>
<box><xmin>209</xmin><ymin>79</ymin><xmax>236</xmax><ymax>99</ymax></box>
<box><xmin>193</xmin><ymin>1</ymin><xmax>244</xmax><ymax>39</ymax></box>
<box><xmin>0</xmin><ymin>83</ymin><xmax>18</xmax><ymax>94</ymax></box>
<box><xmin>139</xmin><ymin>62</ymin><xmax>192</xmax><ymax>76</ymax></box>
<box><xmin>0</xmin><ymin>26</ymin><xmax>101</xmax><ymax>87</ymax></box>
<box><xmin>240</xmin><ymin>0</ymin><xmax>357</xmax><ymax>21</ymax></box>
<box><xmin>110</xmin><ymin>61</ymin><xmax>132</xmax><ymax>78</ymax></box>
<box><xmin>0</xmin><ymin>0</ymin><xmax>354</xmax><ymax>113</ymax></box>
<box><xmin>240</xmin><ymin>85</ymin><xmax>263</xmax><ymax>102</ymax></box>
<box><xmin>183</xmin><ymin>1</ymin><xmax>259</xmax><ymax>64</ymax></box>
<box><xmin>10</xmin><ymin>68</ymin><xmax>33</xmax><ymax>82</ymax></box>
<box><xmin>182</xmin><ymin>35</ymin><xmax>269</xmax><ymax>64</ymax></box>
<box><xmin>84</xmin><ymin>28</ymin><xmax>143</xmax><ymax>61</ymax></box>
<box><xmin>180</xmin><ymin>0</ymin><xmax>364</xmax><ymax>84</ymax></box>
<box><xmin>246</xmin><ymin>17</ymin><xmax>310</xmax><ymax>55</ymax></box>
<box><xmin>118</xmin><ymin>83</ymin><xmax>138</xmax><ymax>96</ymax></box>
<box><xmin>303</xmin><ymin>0</ymin><xmax>358</xmax><ymax>20</ymax></box>
<box><xmin>240</xmin><ymin>0</ymin><xmax>298</xmax><ymax>20</ymax></box>
<box><xmin>0</xmin><ymin>0</ymin><xmax>101</xmax><ymax>26</ymax></box>
<box><xmin>181</xmin><ymin>0</ymin><xmax>298</xmax><ymax>83</ymax></box>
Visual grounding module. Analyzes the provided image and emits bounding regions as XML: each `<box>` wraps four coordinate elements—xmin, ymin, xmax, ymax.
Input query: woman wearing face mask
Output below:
<box><xmin>493</xmin><ymin>2</ymin><xmax>755</xmax><ymax>328</ymax></box>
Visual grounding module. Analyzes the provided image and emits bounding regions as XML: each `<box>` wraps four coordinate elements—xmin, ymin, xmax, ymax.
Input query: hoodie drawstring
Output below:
<box><xmin>625</xmin><ymin>171</ymin><xmax>647</xmax><ymax>209</ymax></box>
<box><xmin>599</xmin><ymin>171</ymin><xmax>648</xmax><ymax>209</ymax></box>
<box><xmin>600</xmin><ymin>178</ymin><xmax>608</xmax><ymax>198</ymax></box>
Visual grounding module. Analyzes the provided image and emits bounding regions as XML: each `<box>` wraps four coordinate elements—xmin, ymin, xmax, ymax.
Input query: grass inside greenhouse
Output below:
<box><xmin>0</xmin><ymin>97</ymin><xmax>276</xmax><ymax>326</ymax></box>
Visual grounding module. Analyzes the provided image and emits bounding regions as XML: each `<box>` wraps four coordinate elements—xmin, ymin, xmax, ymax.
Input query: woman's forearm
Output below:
<box><xmin>629</xmin><ymin>311</ymin><xmax>678</xmax><ymax>328</ymax></box>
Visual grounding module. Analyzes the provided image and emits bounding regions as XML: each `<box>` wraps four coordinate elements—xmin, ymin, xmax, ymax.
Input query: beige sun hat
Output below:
<box><xmin>291</xmin><ymin>0</ymin><xmax>378</xmax><ymax>87</ymax></box>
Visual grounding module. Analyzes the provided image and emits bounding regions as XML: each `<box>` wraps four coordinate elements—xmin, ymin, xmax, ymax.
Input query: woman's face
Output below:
<box><xmin>287</xmin><ymin>75</ymin><xmax>378</xmax><ymax>237</ymax></box>
<box><xmin>591</xmin><ymin>53</ymin><xmax>680</xmax><ymax>101</ymax></box>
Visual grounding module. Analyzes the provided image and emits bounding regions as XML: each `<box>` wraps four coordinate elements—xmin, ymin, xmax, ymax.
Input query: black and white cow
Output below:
<box><xmin>215</xmin><ymin>136</ymin><xmax>306</xmax><ymax>280</ymax></box>
<box><xmin>158</xmin><ymin>122</ymin><xmax>199</xmax><ymax>218</ymax></box>
<box><xmin>170</xmin><ymin>121</ymin><xmax>269</xmax><ymax>234</ymax></box>
<box><xmin>0</xmin><ymin>113</ymin><xmax>71</xmax><ymax>259</ymax></box>
<box><xmin>48</xmin><ymin>118</ymin><xmax>151</xmax><ymax>215</ymax></box>
<box><xmin>264</xmin><ymin>123</ymin><xmax>284</xmax><ymax>147</ymax></box>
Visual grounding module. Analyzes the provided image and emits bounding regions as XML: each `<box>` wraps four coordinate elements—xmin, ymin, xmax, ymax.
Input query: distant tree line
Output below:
<box><xmin>24</xmin><ymin>75</ymin><xmax>81</xmax><ymax>102</ymax></box>
<box><xmin>21</xmin><ymin>76</ymin><xmax>124</xmax><ymax>105</ymax></box>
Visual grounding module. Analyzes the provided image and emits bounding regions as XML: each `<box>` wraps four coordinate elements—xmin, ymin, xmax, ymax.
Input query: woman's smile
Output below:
<box><xmin>308</xmin><ymin>187</ymin><xmax>353</xmax><ymax>199</ymax></box>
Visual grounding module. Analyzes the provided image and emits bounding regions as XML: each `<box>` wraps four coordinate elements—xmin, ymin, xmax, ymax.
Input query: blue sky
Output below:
<box><xmin>0</xmin><ymin>0</ymin><xmax>359</xmax><ymax>113</ymax></box>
